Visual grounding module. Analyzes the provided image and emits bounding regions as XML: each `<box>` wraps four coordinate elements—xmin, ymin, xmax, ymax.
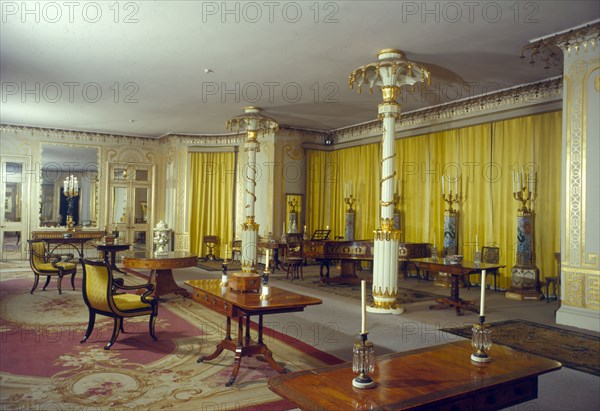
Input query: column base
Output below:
<box><xmin>505</xmin><ymin>265</ymin><xmax>542</xmax><ymax>301</ymax></box>
<box><xmin>367</xmin><ymin>301</ymin><xmax>405</xmax><ymax>315</ymax></box>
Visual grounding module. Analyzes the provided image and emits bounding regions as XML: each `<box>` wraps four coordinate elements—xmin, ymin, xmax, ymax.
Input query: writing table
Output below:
<box><xmin>269</xmin><ymin>340</ymin><xmax>561</xmax><ymax>411</ymax></box>
<box><xmin>411</xmin><ymin>258</ymin><xmax>505</xmax><ymax>315</ymax></box>
<box><xmin>185</xmin><ymin>279</ymin><xmax>322</xmax><ymax>386</ymax></box>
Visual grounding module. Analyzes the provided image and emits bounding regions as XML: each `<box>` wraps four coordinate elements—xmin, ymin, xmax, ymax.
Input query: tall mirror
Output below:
<box><xmin>40</xmin><ymin>144</ymin><xmax>100</xmax><ymax>228</ymax></box>
<box><xmin>285</xmin><ymin>193</ymin><xmax>303</xmax><ymax>234</ymax></box>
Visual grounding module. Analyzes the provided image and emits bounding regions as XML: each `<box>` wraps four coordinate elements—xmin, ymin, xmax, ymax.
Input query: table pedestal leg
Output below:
<box><xmin>148</xmin><ymin>269</ymin><xmax>190</xmax><ymax>299</ymax></box>
<box><xmin>199</xmin><ymin>314</ymin><xmax>287</xmax><ymax>386</ymax></box>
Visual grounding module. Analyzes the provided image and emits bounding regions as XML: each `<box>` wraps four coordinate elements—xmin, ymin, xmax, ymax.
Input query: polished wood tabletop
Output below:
<box><xmin>269</xmin><ymin>340</ymin><xmax>561</xmax><ymax>411</ymax></box>
<box><xmin>186</xmin><ymin>279</ymin><xmax>322</xmax><ymax>386</ymax></box>
<box><xmin>123</xmin><ymin>251</ymin><xmax>197</xmax><ymax>298</ymax></box>
<box><xmin>412</xmin><ymin>258</ymin><xmax>505</xmax><ymax>315</ymax></box>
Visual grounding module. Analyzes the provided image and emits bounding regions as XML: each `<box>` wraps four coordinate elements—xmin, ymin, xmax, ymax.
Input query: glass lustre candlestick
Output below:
<box><xmin>352</xmin><ymin>332</ymin><xmax>375</xmax><ymax>388</ymax></box>
<box><xmin>471</xmin><ymin>315</ymin><xmax>492</xmax><ymax>363</ymax></box>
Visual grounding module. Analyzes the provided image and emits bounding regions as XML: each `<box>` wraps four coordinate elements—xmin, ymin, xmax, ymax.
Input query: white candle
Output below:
<box><xmin>221</xmin><ymin>274</ymin><xmax>228</xmax><ymax>283</ymax></box>
<box><xmin>512</xmin><ymin>170</ymin><xmax>516</xmax><ymax>192</ymax></box>
<box><xmin>475</xmin><ymin>234</ymin><xmax>479</xmax><ymax>252</ymax></box>
<box><xmin>480</xmin><ymin>270</ymin><xmax>487</xmax><ymax>316</ymax></box>
<box><xmin>265</xmin><ymin>249</ymin><xmax>270</xmax><ymax>269</ymax></box>
<box><xmin>304</xmin><ymin>225</ymin><xmax>307</xmax><ymax>233</ymax></box>
<box><xmin>225</xmin><ymin>244</ymin><xmax>228</xmax><ymax>259</ymax></box>
<box><xmin>441</xmin><ymin>175</ymin><xmax>445</xmax><ymax>195</ymax></box>
<box><xmin>349</xmin><ymin>181</ymin><xmax>353</xmax><ymax>197</ymax></box>
<box><xmin>434</xmin><ymin>232</ymin><xmax>437</xmax><ymax>247</ymax></box>
<box><xmin>361</xmin><ymin>280</ymin><xmax>367</xmax><ymax>334</ymax></box>
<box><xmin>326</xmin><ymin>225</ymin><xmax>329</xmax><ymax>230</ymax></box>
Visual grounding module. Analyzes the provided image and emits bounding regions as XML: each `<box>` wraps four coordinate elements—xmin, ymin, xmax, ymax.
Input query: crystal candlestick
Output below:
<box><xmin>471</xmin><ymin>316</ymin><xmax>492</xmax><ymax>363</ymax></box>
<box><xmin>352</xmin><ymin>332</ymin><xmax>375</xmax><ymax>388</ymax></box>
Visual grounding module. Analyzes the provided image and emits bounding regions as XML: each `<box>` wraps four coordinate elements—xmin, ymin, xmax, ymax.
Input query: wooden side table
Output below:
<box><xmin>95</xmin><ymin>243</ymin><xmax>131</xmax><ymax>274</ymax></box>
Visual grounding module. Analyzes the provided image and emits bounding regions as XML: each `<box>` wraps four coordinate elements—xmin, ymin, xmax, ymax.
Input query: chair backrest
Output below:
<box><xmin>28</xmin><ymin>240</ymin><xmax>48</xmax><ymax>267</ymax></box>
<box><xmin>482</xmin><ymin>246</ymin><xmax>500</xmax><ymax>264</ymax></box>
<box><xmin>80</xmin><ymin>258</ymin><xmax>113</xmax><ymax>312</ymax></box>
<box><xmin>286</xmin><ymin>233</ymin><xmax>303</xmax><ymax>258</ymax></box>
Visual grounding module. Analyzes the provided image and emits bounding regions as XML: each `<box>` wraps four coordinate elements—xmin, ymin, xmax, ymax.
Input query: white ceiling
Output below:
<box><xmin>1</xmin><ymin>1</ymin><xmax>599</xmax><ymax>138</ymax></box>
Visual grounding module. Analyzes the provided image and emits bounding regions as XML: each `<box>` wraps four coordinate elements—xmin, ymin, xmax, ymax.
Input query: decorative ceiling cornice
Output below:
<box><xmin>521</xmin><ymin>21</ymin><xmax>599</xmax><ymax>71</ymax></box>
<box><xmin>0</xmin><ymin>124</ymin><xmax>157</xmax><ymax>147</ymax></box>
<box><xmin>1</xmin><ymin>77</ymin><xmax>564</xmax><ymax>148</ymax></box>
<box><xmin>332</xmin><ymin>77</ymin><xmax>563</xmax><ymax>144</ymax></box>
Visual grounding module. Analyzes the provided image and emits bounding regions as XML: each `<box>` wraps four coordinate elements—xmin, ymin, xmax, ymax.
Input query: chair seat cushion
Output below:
<box><xmin>113</xmin><ymin>293</ymin><xmax>154</xmax><ymax>311</ymax></box>
<box><xmin>37</xmin><ymin>262</ymin><xmax>77</xmax><ymax>271</ymax></box>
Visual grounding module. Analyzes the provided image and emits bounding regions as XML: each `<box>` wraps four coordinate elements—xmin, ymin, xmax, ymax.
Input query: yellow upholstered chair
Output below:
<box><xmin>28</xmin><ymin>239</ymin><xmax>77</xmax><ymax>295</ymax></box>
<box><xmin>80</xmin><ymin>258</ymin><xmax>158</xmax><ymax>350</ymax></box>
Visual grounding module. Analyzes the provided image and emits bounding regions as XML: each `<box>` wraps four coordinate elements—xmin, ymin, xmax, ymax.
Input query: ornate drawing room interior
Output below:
<box><xmin>1</xmin><ymin>1</ymin><xmax>599</xmax><ymax>410</ymax></box>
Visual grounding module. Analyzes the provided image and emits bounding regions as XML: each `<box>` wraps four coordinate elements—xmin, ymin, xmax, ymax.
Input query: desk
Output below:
<box><xmin>95</xmin><ymin>243</ymin><xmax>130</xmax><ymax>274</ymax></box>
<box><xmin>303</xmin><ymin>241</ymin><xmax>430</xmax><ymax>284</ymax></box>
<box><xmin>269</xmin><ymin>340</ymin><xmax>561</xmax><ymax>411</ymax></box>
<box><xmin>34</xmin><ymin>236</ymin><xmax>99</xmax><ymax>258</ymax></box>
<box><xmin>185</xmin><ymin>279</ymin><xmax>322</xmax><ymax>386</ymax></box>
<box><xmin>412</xmin><ymin>258</ymin><xmax>505</xmax><ymax>315</ymax></box>
<box><xmin>122</xmin><ymin>251</ymin><xmax>197</xmax><ymax>299</ymax></box>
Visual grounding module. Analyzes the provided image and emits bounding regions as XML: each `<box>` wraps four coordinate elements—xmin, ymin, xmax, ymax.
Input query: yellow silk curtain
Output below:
<box><xmin>306</xmin><ymin>111</ymin><xmax>562</xmax><ymax>288</ymax></box>
<box><xmin>306</xmin><ymin>144</ymin><xmax>380</xmax><ymax>239</ymax></box>
<box><xmin>189</xmin><ymin>152</ymin><xmax>235</xmax><ymax>259</ymax></box>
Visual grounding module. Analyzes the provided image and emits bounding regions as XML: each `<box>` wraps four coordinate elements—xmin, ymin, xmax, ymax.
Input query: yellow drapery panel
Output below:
<box><xmin>491</xmin><ymin>111</ymin><xmax>562</xmax><ymax>286</ymax></box>
<box><xmin>306</xmin><ymin>111</ymin><xmax>561</xmax><ymax>289</ymax></box>
<box><xmin>306</xmin><ymin>144</ymin><xmax>380</xmax><ymax>240</ymax></box>
<box><xmin>306</xmin><ymin>150</ymin><xmax>328</xmax><ymax>236</ymax></box>
<box><xmin>189</xmin><ymin>152</ymin><xmax>235</xmax><ymax>259</ymax></box>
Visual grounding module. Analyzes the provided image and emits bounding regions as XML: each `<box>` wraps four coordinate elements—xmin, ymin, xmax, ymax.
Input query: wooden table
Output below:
<box><xmin>34</xmin><ymin>236</ymin><xmax>99</xmax><ymax>258</ymax></box>
<box><xmin>95</xmin><ymin>242</ymin><xmax>130</xmax><ymax>274</ymax></box>
<box><xmin>269</xmin><ymin>340</ymin><xmax>561</xmax><ymax>411</ymax></box>
<box><xmin>185</xmin><ymin>279</ymin><xmax>322</xmax><ymax>386</ymax></box>
<box><xmin>412</xmin><ymin>258</ymin><xmax>505</xmax><ymax>315</ymax></box>
<box><xmin>122</xmin><ymin>251</ymin><xmax>197</xmax><ymax>299</ymax></box>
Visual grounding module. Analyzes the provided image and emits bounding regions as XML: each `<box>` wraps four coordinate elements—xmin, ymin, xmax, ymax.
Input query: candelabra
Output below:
<box><xmin>344</xmin><ymin>195</ymin><xmax>356</xmax><ymax>212</ymax></box>
<box><xmin>507</xmin><ymin>170</ymin><xmax>542</xmax><ymax>301</ymax></box>
<box><xmin>471</xmin><ymin>315</ymin><xmax>492</xmax><ymax>363</ymax></box>
<box><xmin>288</xmin><ymin>198</ymin><xmax>298</xmax><ymax>213</ymax></box>
<box><xmin>63</xmin><ymin>175</ymin><xmax>79</xmax><ymax>232</ymax></box>
<box><xmin>512</xmin><ymin>170</ymin><xmax>537</xmax><ymax>213</ymax></box>
<box><xmin>352</xmin><ymin>332</ymin><xmax>375</xmax><ymax>388</ymax></box>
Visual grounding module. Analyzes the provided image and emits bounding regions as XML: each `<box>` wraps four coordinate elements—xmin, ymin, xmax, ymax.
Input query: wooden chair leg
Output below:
<box><xmin>30</xmin><ymin>274</ymin><xmax>40</xmax><ymax>294</ymax></box>
<box><xmin>42</xmin><ymin>276</ymin><xmax>51</xmax><ymax>291</ymax></box>
<box><xmin>81</xmin><ymin>311</ymin><xmax>96</xmax><ymax>343</ymax></box>
<box><xmin>105</xmin><ymin>317</ymin><xmax>123</xmax><ymax>350</ymax></box>
<box><xmin>70</xmin><ymin>272</ymin><xmax>76</xmax><ymax>290</ymax></box>
<box><xmin>149</xmin><ymin>310</ymin><xmax>158</xmax><ymax>341</ymax></box>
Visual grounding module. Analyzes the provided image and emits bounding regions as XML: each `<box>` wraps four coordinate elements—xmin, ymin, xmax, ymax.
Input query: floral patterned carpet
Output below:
<box><xmin>0</xmin><ymin>268</ymin><xmax>341</xmax><ymax>410</ymax></box>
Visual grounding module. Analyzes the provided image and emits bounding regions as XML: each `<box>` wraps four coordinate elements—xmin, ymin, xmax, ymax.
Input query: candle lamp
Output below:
<box><xmin>260</xmin><ymin>264</ymin><xmax>271</xmax><ymax>301</ymax></box>
<box><xmin>220</xmin><ymin>254</ymin><xmax>229</xmax><ymax>287</ymax></box>
<box><xmin>63</xmin><ymin>175</ymin><xmax>79</xmax><ymax>232</ymax></box>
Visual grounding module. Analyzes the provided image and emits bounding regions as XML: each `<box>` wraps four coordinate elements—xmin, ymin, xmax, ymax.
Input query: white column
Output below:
<box><xmin>368</xmin><ymin>100</ymin><xmax>403</xmax><ymax>314</ymax></box>
<box><xmin>241</xmin><ymin>137</ymin><xmax>260</xmax><ymax>272</ymax></box>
